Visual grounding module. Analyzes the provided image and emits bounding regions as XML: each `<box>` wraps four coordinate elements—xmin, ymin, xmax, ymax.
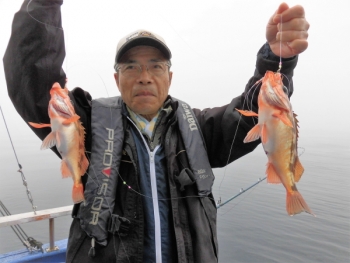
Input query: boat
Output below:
<box><xmin>0</xmin><ymin>205</ymin><xmax>72</xmax><ymax>262</ymax></box>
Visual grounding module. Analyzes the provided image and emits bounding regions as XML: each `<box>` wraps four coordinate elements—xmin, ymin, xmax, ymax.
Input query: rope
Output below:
<box><xmin>0</xmin><ymin>200</ymin><xmax>43</xmax><ymax>252</ymax></box>
<box><xmin>0</xmin><ymin>105</ymin><xmax>37</xmax><ymax>214</ymax></box>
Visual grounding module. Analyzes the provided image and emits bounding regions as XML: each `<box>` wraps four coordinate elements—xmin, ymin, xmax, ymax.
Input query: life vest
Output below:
<box><xmin>79</xmin><ymin>96</ymin><xmax>215</xmax><ymax>246</ymax></box>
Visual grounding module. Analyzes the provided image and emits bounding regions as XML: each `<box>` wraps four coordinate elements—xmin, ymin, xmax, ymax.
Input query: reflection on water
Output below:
<box><xmin>0</xmin><ymin>133</ymin><xmax>349</xmax><ymax>262</ymax></box>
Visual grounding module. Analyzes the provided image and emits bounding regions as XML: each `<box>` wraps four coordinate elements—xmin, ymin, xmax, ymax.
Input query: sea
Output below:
<box><xmin>0</xmin><ymin>123</ymin><xmax>349</xmax><ymax>263</ymax></box>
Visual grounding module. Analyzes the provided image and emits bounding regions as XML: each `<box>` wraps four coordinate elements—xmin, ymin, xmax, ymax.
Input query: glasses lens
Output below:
<box><xmin>120</xmin><ymin>63</ymin><xmax>140</xmax><ymax>77</ymax></box>
<box><xmin>119</xmin><ymin>62</ymin><xmax>168</xmax><ymax>77</ymax></box>
<box><xmin>148</xmin><ymin>62</ymin><xmax>167</xmax><ymax>76</ymax></box>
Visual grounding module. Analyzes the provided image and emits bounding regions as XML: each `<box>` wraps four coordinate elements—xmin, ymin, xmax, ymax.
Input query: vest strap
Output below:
<box><xmin>108</xmin><ymin>214</ymin><xmax>131</xmax><ymax>236</ymax></box>
<box><xmin>174</xmin><ymin>98</ymin><xmax>215</xmax><ymax>196</ymax></box>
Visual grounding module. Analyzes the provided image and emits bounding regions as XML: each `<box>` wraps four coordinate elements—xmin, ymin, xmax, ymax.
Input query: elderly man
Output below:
<box><xmin>4</xmin><ymin>0</ymin><xmax>309</xmax><ymax>262</ymax></box>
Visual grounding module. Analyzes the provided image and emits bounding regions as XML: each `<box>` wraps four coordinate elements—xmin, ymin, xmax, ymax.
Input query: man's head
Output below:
<box><xmin>114</xmin><ymin>30</ymin><xmax>173</xmax><ymax>121</ymax></box>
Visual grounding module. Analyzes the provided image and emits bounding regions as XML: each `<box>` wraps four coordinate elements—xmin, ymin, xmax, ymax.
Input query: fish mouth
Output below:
<box><xmin>50</xmin><ymin>95</ymin><xmax>73</xmax><ymax>118</ymax></box>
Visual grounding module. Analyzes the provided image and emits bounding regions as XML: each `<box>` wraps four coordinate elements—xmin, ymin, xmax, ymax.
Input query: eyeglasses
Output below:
<box><xmin>116</xmin><ymin>61</ymin><xmax>171</xmax><ymax>78</ymax></box>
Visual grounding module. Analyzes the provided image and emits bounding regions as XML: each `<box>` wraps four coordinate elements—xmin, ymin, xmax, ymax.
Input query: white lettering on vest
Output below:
<box><xmin>181</xmin><ymin>103</ymin><xmax>198</xmax><ymax>131</ymax></box>
<box><xmin>89</xmin><ymin>128</ymin><xmax>114</xmax><ymax>225</ymax></box>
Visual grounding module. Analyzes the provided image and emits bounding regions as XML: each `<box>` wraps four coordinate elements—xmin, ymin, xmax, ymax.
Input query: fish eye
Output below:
<box><xmin>282</xmin><ymin>85</ymin><xmax>289</xmax><ymax>95</ymax></box>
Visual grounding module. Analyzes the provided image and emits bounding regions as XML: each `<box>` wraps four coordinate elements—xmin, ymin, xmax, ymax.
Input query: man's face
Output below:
<box><xmin>114</xmin><ymin>46</ymin><xmax>172</xmax><ymax>121</ymax></box>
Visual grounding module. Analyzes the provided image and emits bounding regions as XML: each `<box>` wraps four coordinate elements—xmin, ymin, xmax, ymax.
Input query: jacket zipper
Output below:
<box><xmin>127</xmin><ymin>117</ymin><xmax>162</xmax><ymax>263</ymax></box>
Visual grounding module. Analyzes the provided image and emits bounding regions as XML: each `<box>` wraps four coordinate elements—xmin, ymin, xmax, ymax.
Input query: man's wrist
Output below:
<box><xmin>261</xmin><ymin>42</ymin><xmax>295</xmax><ymax>61</ymax></box>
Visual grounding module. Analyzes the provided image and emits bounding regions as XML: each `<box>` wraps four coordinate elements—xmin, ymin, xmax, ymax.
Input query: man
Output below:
<box><xmin>3</xmin><ymin>0</ymin><xmax>309</xmax><ymax>262</ymax></box>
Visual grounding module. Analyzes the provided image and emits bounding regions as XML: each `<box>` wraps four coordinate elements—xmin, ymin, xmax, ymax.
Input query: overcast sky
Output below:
<box><xmin>1</xmin><ymin>0</ymin><xmax>349</xmax><ymax>145</ymax></box>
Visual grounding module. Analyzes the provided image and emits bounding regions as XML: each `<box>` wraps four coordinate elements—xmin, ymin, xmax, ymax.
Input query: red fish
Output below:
<box><xmin>237</xmin><ymin>71</ymin><xmax>313</xmax><ymax>216</ymax></box>
<box><xmin>29</xmin><ymin>82</ymin><xmax>88</xmax><ymax>204</ymax></box>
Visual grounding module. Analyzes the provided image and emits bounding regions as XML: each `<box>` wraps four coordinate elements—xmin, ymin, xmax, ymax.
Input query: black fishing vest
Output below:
<box><xmin>79</xmin><ymin>96</ymin><xmax>215</xmax><ymax>246</ymax></box>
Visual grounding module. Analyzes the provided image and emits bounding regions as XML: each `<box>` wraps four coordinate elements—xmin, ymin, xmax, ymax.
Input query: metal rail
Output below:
<box><xmin>0</xmin><ymin>205</ymin><xmax>73</xmax><ymax>252</ymax></box>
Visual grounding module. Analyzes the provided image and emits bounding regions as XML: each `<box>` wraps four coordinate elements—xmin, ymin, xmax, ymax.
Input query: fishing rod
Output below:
<box><xmin>216</xmin><ymin>177</ymin><xmax>267</xmax><ymax>209</ymax></box>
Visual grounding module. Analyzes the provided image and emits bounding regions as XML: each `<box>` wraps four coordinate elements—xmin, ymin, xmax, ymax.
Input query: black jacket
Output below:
<box><xmin>3</xmin><ymin>0</ymin><xmax>298</xmax><ymax>262</ymax></box>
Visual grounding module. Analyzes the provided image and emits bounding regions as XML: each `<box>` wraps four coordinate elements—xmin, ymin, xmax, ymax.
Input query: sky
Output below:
<box><xmin>0</xmin><ymin>0</ymin><xmax>349</xmax><ymax>163</ymax></box>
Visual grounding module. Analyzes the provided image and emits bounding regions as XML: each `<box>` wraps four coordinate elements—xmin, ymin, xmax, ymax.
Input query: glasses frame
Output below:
<box><xmin>115</xmin><ymin>61</ymin><xmax>171</xmax><ymax>77</ymax></box>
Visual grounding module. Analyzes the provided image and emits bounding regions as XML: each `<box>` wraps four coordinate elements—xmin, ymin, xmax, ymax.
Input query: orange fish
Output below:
<box><xmin>29</xmin><ymin>82</ymin><xmax>88</xmax><ymax>204</ymax></box>
<box><xmin>237</xmin><ymin>71</ymin><xmax>313</xmax><ymax>216</ymax></box>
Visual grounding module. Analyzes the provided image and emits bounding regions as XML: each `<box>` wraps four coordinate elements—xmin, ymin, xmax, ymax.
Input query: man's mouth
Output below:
<box><xmin>135</xmin><ymin>91</ymin><xmax>154</xmax><ymax>96</ymax></box>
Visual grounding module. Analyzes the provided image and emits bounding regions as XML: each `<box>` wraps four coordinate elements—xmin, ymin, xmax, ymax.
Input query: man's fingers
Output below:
<box><xmin>287</xmin><ymin>39</ymin><xmax>309</xmax><ymax>55</ymax></box>
<box><xmin>273</xmin><ymin>5</ymin><xmax>305</xmax><ymax>23</ymax></box>
<box><xmin>267</xmin><ymin>3</ymin><xmax>289</xmax><ymax>27</ymax></box>
<box><xmin>276</xmin><ymin>2</ymin><xmax>290</xmax><ymax>15</ymax></box>
<box><xmin>277</xmin><ymin>18</ymin><xmax>310</xmax><ymax>32</ymax></box>
<box><xmin>276</xmin><ymin>30</ymin><xmax>309</xmax><ymax>42</ymax></box>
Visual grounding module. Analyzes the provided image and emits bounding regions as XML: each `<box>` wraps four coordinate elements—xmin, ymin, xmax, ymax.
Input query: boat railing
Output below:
<box><xmin>0</xmin><ymin>205</ymin><xmax>73</xmax><ymax>252</ymax></box>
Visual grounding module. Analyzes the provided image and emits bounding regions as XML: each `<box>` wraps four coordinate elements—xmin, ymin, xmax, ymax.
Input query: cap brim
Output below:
<box><xmin>115</xmin><ymin>37</ymin><xmax>172</xmax><ymax>63</ymax></box>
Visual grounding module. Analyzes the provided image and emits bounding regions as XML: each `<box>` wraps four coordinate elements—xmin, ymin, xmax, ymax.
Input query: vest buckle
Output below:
<box><xmin>108</xmin><ymin>214</ymin><xmax>131</xmax><ymax>236</ymax></box>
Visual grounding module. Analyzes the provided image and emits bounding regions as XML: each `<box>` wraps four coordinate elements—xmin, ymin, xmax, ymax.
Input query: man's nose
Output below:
<box><xmin>137</xmin><ymin>65</ymin><xmax>152</xmax><ymax>83</ymax></box>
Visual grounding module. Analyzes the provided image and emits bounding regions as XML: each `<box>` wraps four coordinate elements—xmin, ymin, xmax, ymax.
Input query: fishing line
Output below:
<box><xmin>83</xmin><ymin>128</ymin><xmax>216</xmax><ymax>203</ymax></box>
<box><xmin>217</xmin><ymin>14</ymin><xmax>288</xmax><ymax>207</ymax></box>
<box><xmin>277</xmin><ymin>15</ymin><xmax>283</xmax><ymax>73</ymax></box>
<box><xmin>26</xmin><ymin>0</ymin><xmax>63</xmax><ymax>30</ymax></box>
<box><xmin>216</xmin><ymin>78</ymin><xmax>262</xmax><ymax>204</ymax></box>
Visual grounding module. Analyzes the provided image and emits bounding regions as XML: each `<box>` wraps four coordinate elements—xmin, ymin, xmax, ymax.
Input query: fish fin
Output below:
<box><xmin>236</xmin><ymin>108</ymin><xmax>258</xmax><ymax>117</ymax></box>
<box><xmin>243</xmin><ymin>124</ymin><xmax>261</xmax><ymax>143</ymax></box>
<box><xmin>29</xmin><ymin>122</ymin><xmax>51</xmax><ymax>128</ymax></box>
<box><xmin>72</xmin><ymin>183</ymin><xmax>85</xmax><ymax>204</ymax></box>
<box><xmin>266</xmin><ymin>163</ymin><xmax>281</xmax><ymax>184</ymax></box>
<box><xmin>294</xmin><ymin>157</ymin><xmax>304</xmax><ymax>182</ymax></box>
<box><xmin>41</xmin><ymin>132</ymin><xmax>57</xmax><ymax>150</ymax></box>
<box><xmin>61</xmin><ymin>160</ymin><xmax>72</xmax><ymax>178</ymax></box>
<box><xmin>261</xmin><ymin>124</ymin><xmax>268</xmax><ymax>144</ymax></box>
<box><xmin>80</xmin><ymin>155</ymin><xmax>89</xmax><ymax>175</ymax></box>
<box><xmin>286</xmin><ymin>191</ymin><xmax>314</xmax><ymax>216</ymax></box>
<box><xmin>62</xmin><ymin>114</ymin><xmax>80</xmax><ymax>125</ymax></box>
<box><xmin>272</xmin><ymin>113</ymin><xmax>293</xmax><ymax>128</ymax></box>
<box><xmin>294</xmin><ymin>112</ymin><xmax>300</xmax><ymax>138</ymax></box>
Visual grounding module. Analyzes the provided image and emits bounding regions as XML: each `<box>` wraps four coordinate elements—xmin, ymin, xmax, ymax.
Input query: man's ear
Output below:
<box><xmin>168</xmin><ymin>71</ymin><xmax>173</xmax><ymax>87</ymax></box>
<box><xmin>114</xmin><ymin>72</ymin><xmax>121</xmax><ymax>91</ymax></box>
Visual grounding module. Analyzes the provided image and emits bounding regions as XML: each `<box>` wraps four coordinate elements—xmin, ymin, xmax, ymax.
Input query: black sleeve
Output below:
<box><xmin>194</xmin><ymin>43</ymin><xmax>298</xmax><ymax>168</ymax></box>
<box><xmin>3</xmin><ymin>0</ymin><xmax>92</xmax><ymax>157</ymax></box>
<box><xmin>3</xmin><ymin>0</ymin><xmax>66</xmax><ymax>139</ymax></box>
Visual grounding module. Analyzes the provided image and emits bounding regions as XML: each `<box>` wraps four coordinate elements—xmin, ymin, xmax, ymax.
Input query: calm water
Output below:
<box><xmin>0</xmin><ymin>128</ymin><xmax>349</xmax><ymax>263</ymax></box>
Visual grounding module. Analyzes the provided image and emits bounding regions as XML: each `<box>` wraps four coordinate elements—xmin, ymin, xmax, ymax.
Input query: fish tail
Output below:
<box><xmin>72</xmin><ymin>183</ymin><xmax>85</xmax><ymax>204</ymax></box>
<box><xmin>286</xmin><ymin>191</ymin><xmax>315</xmax><ymax>216</ymax></box>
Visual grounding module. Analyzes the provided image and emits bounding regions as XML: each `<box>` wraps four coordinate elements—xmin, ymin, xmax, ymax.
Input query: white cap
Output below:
<box><xmin>114</xmin><ymin>29</ymin><xmax>172</xmax><ymax>69</ymax></box>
